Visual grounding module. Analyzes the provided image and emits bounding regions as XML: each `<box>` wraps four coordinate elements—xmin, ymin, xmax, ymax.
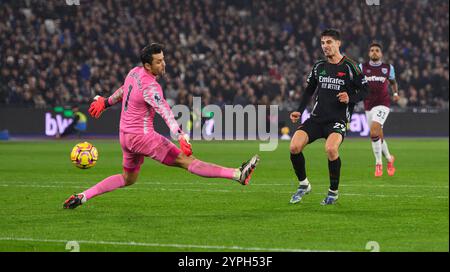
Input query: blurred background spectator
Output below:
<box><xmin>0</xmin><ymin>0</ymin><xmax>448</xmax><ymax>111</ymax></box>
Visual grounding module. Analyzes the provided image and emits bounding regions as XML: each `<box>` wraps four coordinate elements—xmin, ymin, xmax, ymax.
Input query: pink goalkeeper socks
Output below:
<box><xmin>188</xmin><ymin>159</ymin><xmax>236</xmax><ymax>180</ymax></box>
<box><xmin>83</xmin><ymin>174</ymin><xmax>126</xmax><ymax>200</ymax></box>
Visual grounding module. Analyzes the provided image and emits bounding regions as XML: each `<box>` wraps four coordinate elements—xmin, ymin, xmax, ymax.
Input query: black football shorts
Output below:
<box><xmin>297</xmin><ymin>118</ymin><xmax>347</xmax><ymax>144</ymax></box>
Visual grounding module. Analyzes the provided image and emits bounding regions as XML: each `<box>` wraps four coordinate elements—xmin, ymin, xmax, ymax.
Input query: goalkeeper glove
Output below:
<box><xmin>178</xmin><ymin>133</ymin><xmax>193</xmax><ymax>156</ymax></box>
<box><xmin>88</xmin><ymin>95</ymin><xmax>107</xmax><ymax>118</ymax></box>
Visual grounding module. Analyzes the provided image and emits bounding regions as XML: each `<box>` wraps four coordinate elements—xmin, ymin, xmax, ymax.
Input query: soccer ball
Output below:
<box><xmin>70</xmin><ymin>142</ymin><xmax>98</xmax><ymax>169</ymax></box>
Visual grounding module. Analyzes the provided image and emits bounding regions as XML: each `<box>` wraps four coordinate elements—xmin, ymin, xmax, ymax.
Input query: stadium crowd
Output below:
<box><xmin>0</xmin><ymin>0</ymin><xmax>448</xmax><ymax>111</ymax></box>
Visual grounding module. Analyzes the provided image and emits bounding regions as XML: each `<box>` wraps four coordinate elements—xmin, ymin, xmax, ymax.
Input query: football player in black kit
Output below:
<box><xmin>289</xmin><ymin>29</ymin><xmax>369</xmax><ymax>205</ymax></box>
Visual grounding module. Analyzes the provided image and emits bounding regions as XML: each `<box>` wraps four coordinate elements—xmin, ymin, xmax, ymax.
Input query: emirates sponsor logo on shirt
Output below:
<box><xmin>319</xmin><ymin>76</ymin><xmax>345</xmax><ymax>85</ymax></box>
<box><xmin>319</xmin><ymin>75</ymin><xmax>345</xmax><ymax>91</ymax></box>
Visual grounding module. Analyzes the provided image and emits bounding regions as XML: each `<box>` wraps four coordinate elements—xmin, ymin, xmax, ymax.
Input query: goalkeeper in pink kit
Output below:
<box><xmin>64</xmin><ymin>43</ymin><xmax>259</xmax><ymax>209</ymax></box>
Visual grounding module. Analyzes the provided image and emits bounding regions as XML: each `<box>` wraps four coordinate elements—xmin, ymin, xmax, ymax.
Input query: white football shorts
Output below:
<box><xmin>365</xmin><ymin>105</ymin><xmax>390</xmax><ymax>127</ymax></box>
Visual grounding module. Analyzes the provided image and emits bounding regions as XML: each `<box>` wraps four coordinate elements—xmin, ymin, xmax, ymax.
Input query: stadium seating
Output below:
<box><xmin>0</xmin><ymin>0</ymin><xmax>448</xmax><ymax>110</ymax></box>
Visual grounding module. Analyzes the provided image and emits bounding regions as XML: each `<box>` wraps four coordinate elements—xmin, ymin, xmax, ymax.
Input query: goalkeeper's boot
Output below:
<box><xmin>387</xmin><ymin>155</ymin><xmax>396</xmax><ymax>176</ymax></box>
<box><xmin>63</xmin><ymin>193</ymin><xmax>86</xmax><ymax>209</ymax></box>
<box><xmin>375</xmin><ymin>164</ymin><xmax>383</xmax><ymax>177</ymax></box>
<box><xmin>321</xmin><ymin>190</ymin><xmax>338</xmax><ymax>205</ymax></box>
<box><xmin>238</xmin><ymin>155</ymin><xmax>260</xmax><ymax>185</ymax></box>
<box><xmin>290</xmin><ymin>183</ymin><xmax>312</xmax><ymax>204</ymax></box>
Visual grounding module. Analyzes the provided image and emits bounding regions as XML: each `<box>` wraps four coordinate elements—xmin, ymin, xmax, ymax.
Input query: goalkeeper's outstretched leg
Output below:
<box><xmin>173</xmin><ymin>152</ymin><xmax>260</xmax><ymax>185</ymax></box>
<box><xmin>63</xmin><ymin>170</ymin><xmax>139</xmax><ymax>209</ymax></box>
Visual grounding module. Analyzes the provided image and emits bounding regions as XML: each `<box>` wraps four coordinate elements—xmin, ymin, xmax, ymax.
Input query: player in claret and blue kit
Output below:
<box><xmin>63</xmin><ymin>43</ymin><xmax>259</xmax><ymax>209</ymax></box>
<box><xmin>360</xmin><ymin>43</ymin><xmax>399</xmax><ymax>177</ymax></box>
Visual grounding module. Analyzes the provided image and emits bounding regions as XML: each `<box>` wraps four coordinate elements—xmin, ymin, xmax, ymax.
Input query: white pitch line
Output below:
<box><xmin>0</xmin><ymin>237</ymin><xmax>343</xmax><ymax>252</ymax></box>
<box><xmin>256</xmin><ymin>183</ymin><xmax>450</xmax><ymax>189</ymax></box>
<box><xmin>0</xmin><ymin>184</ymin><xmax>448</xmax><ymax>199</ymax></box>
<box><xmin>138</xmin><ymin>182</ymin><xmax>450</xmax><ymax>190</ymax></box>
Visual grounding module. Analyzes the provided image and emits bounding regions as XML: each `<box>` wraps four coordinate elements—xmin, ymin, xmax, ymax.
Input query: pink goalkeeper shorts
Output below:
<box><xmin>119</xmin><ymin>131</ymin><xmax>181</xmax><ymax>173</ymax></box>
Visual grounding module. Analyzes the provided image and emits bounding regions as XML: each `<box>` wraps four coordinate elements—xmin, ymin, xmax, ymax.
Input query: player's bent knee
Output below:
<box><xmin>290</xmin><ymin>132</ymin><xmax>308</xmax><ymax>154</ymax></box>
<box><xmin>122</xmin><ymin>172</ymin><xmax>139</xmax><ymax>186</ymax></box>
<box><xmin>125</xmin><ymin>177</ymin><xmax>138</xmax><ymax>186</ymax></box>
<box><xmin>325</xmin><ymin>145</ymin><xmax>339</xmax><ymax>157</ymax></box>
<box><xmin>370</xmin><ymin>131</ymin><xmax>381</xmax><ymax>141</ymax></box>
<box><xmin>370</xmin><ymin>124</ymin><xmax>382</xmax><ymax>140</ymax></box>
<box><xmin>289</xmin><ymin>144</ymin><xmax>303</xmax><ymax>154</ymax></box>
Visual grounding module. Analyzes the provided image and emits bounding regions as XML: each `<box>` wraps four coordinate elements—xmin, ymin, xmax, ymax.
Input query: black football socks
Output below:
<box><xmin>328</xmin><ymin>157</ymin><xmax>341</xmax><ymax>192</ymax></box>
<box><xmin>290</xmin><ymin>152</ymin><xmax>307</xmax><ymax>187</ymax></box>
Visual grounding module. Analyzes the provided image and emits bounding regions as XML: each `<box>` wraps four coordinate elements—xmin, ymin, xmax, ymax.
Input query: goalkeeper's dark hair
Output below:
<box><xmin>369</xmin><ymin>42</ymin><xmax>383</xmax><ymax>51</ymax></box>
<box><xmin>320</xmin><ymin>29</ymin><xmax>341</xmax><ymax>41</ymax></box>
<box><xmin>140</xmin><ymin>43</ymin><xmax>165</xmax><ymax>66</ymax></box>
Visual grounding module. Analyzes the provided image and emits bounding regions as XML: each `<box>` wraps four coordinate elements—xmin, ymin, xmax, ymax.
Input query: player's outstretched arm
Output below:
<box><xmin>143</xmin><ymin>84</ymin><xmax>193</xmax><ymax>156</ymax></box>
<box><xmin>88</xmin><ymin>96</ymin><xmax>107</xmax><ymax>118</ymax></box>
<box><xmin>89</xmin><ymin>86</ymin><xmax>124</xmax><ymax>119</ymax></box>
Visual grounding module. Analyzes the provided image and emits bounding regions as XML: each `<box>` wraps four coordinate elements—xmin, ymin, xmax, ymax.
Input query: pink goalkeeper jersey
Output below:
<box><xmin>107</xmin><ymin>66</ymin><xmax>180</xmax><ymax>135</ymax></box>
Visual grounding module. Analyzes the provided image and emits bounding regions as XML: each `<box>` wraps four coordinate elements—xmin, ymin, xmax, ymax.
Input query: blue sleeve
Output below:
<box><xmin>389</xmin><ymin>64</ymin><xmax>396</xmax><ymax>80</ymax></box>
<box><xmin>359</xmin><ymin>63</ymin><xmax>363</xmax><ymax>72</ymax></box>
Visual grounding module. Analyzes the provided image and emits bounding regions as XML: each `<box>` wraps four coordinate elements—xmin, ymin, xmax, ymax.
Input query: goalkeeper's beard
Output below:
<box><xmin>150</xmin><ymin>67</ymin><xmax>165</xmax><ymax>77</ymax></box>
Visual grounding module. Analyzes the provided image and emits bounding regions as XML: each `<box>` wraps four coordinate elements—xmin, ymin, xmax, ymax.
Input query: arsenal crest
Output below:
<box><xmin>382</xmin><ymin>68</ymin><xmax>388</xmax><ymax>74</ymax></box>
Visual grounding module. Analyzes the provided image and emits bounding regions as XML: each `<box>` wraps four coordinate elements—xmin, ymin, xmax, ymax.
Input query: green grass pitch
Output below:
<box><xmin>0</xmin><ymin>138</ymin><xmax>448</xmax><ymax>252</ymax></box>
